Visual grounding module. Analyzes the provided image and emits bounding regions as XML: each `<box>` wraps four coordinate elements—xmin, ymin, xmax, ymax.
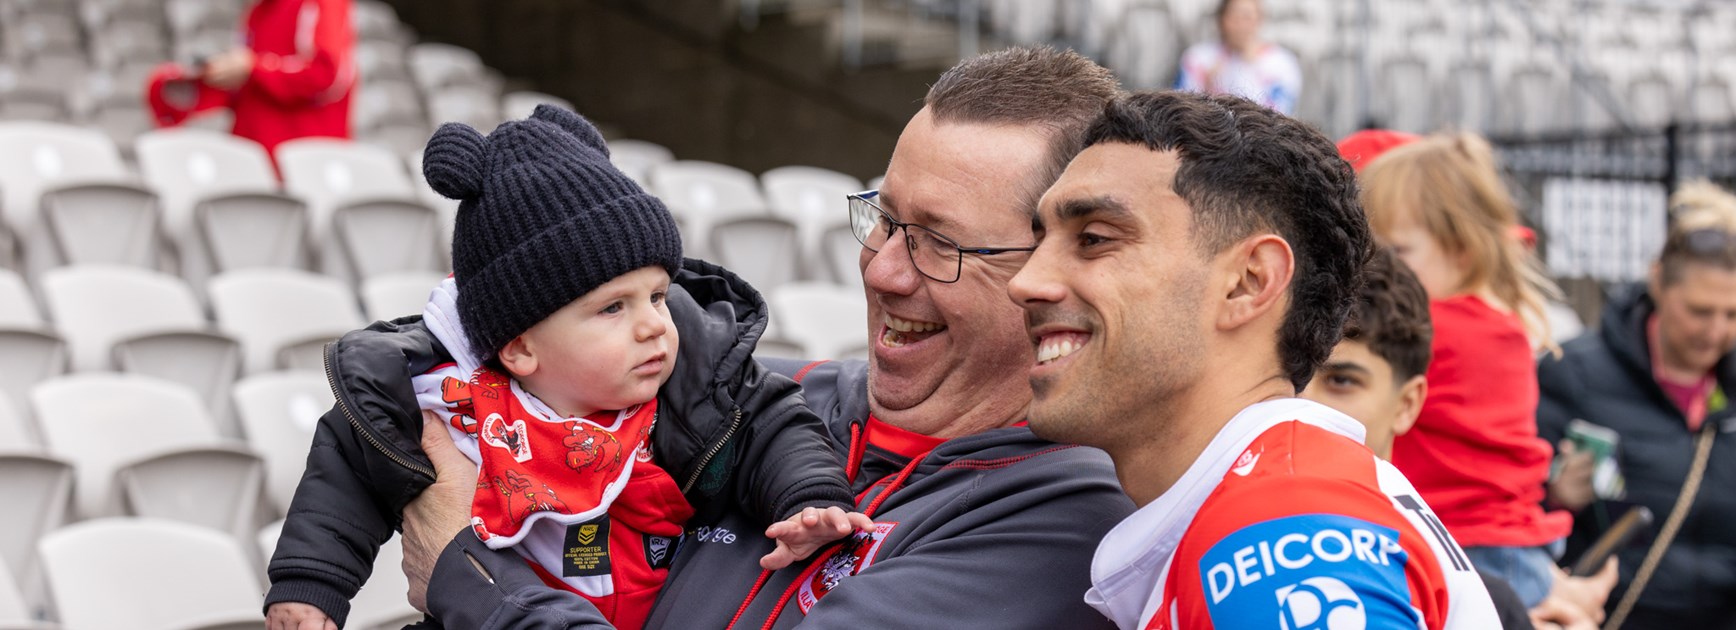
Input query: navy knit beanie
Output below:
<box><xmin>421</xmin><ymin>104</ymin><xmax>683</xmax><ymax>362</ymax></box>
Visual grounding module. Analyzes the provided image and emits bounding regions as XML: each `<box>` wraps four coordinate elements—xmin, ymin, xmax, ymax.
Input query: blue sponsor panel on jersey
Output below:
<box><xmin>1197</xmin><ymin>514</ymin><xmax>1418</xmax><ymax>630</ymax></box>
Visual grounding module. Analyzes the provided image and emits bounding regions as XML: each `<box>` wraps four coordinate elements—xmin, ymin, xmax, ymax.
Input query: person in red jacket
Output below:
<box><xmin>1358</xmin><ymin>131</ymin><xmax>1572</xmax><ymax>610</ymax></box>
<box><xmin>146</xmin><ymin>0</ymin><xmax>356</xmax><ymax>157</ymax></box>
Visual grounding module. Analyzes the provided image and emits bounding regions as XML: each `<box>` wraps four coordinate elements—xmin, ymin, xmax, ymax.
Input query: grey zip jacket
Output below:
<box><xmin>419</xmin><ymin>357</ymin><xmax>1135</xmax><ymax>629</ymax></box>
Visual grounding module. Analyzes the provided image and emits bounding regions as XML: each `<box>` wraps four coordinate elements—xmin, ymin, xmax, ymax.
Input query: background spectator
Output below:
<box><xmin>146</xmin><ymin>0</ymin><xmax>356</xmax><ymax>157</ymax></box>
<box><xmin>1174</xmin><ymin>0</ymin><xmax>1301</xmax><ymax>115</ymax></box>
<box><xmin>1359</xmin><ymin>131</ymin><xmax>1572</xmax><ymax>609</ymax></box>
<box><xmin>1537</xmin><ymin>180</ymin><xmax>1736</xmax><ymax>628</ymax></box>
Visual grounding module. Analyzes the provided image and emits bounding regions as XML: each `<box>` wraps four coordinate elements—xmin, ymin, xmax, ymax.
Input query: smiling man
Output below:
<box><xmin>1008</xmin><ymin>91</ymin><xmax>1499</xmax><ymax>629</ymax></box>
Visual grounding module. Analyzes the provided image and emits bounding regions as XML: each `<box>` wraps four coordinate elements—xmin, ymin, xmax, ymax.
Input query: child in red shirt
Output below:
<box><xmin>1357</xmin><ymin>132</ymin><xmax>1572</xmax><ymax>608</ymax></box>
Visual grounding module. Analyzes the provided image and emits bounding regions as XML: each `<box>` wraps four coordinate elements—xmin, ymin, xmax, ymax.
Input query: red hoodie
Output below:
<box><xmin>146</xmin><ymin>0</ymin><xmax>355</xmax><ymax>157</ymax></box>
<box><xmin>1390</xmin><ymin>294</ymin><xmax>1572</xmax><ymax>548</ymax></box>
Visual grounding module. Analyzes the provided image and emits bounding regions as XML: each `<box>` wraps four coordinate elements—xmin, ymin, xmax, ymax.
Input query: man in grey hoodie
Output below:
<box><xmin>397</xmin><ymin>46</ymin><xmax>1135</xmax><ymax>629</ymax></box>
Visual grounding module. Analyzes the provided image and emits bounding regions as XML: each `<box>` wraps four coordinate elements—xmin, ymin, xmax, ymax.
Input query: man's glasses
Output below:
<box><xmin>846</xmin><ymin>190</ymin><xmax>1036</xmax><ymax>283</ymax></box>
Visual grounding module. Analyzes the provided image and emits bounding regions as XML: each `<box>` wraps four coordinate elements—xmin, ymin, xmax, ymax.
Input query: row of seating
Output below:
<box><xmin>0</xmin><ymin>514</ymin><xmax>419</xmax><ymax>630</ymax></box>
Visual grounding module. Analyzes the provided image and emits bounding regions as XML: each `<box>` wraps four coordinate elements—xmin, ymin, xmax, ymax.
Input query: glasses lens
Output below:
<box><xmin>906</xmin><ymin>225</ymin><xmax>962</xmax><ymax>282</ymax></box>
<box><xmin>850</xmin><ymin>196</ymin><xmax>888</xmax><ymax>252</ymax></box>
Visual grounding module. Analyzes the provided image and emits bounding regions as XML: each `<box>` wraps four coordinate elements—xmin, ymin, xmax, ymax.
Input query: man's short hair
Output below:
<box><xmin>1345</xmin><ymin>247</ymin><xmax>1433</xmax><ymax>381</ymax></box>
<box><xmin>1084</xmin><ymin>91</ymin><xmax>1372</xmax><ymax>392</ymax></box>
<box><xmin>925</xmin><ymin>45</ymin><xmax>1121</xmax><ymax>213</ymax></box>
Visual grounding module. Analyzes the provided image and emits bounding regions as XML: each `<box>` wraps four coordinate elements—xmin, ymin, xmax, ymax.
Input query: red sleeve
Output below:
<box><xmin>145</xmin><ymin>63</ymin><xmax>234</xmax><ymax>127</ymax></box>
<box><xmin>248</xmin><ymin>0</ymin><xmax>355</xmax><ymax>106</ymax></box>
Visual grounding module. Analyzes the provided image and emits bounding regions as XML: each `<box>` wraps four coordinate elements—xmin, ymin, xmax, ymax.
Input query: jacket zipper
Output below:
<box><xmin>681</xmin><ymin>406</ymin><xmax>743</xmax><ymax>494</ymax></box>
<box><xmin>323</xmin><ymin>343</ymin><xmax>436</xmax><ymax>480</ymax></box>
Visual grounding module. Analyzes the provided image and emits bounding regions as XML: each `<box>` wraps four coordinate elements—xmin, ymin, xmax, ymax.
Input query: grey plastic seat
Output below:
<box><xmin>39</xmin><ymin>518</ymin><xmax>263</xmax><ymax>630</ymax></box>
<box><xmin>233</xmin><ymin>371</ymin><xmax>332</xmax><ymax>514</ymax></box>
<box><xmin>208</xmin><ymin>269</ymin><xmax>365</xmax><ymax>374</ymax></box>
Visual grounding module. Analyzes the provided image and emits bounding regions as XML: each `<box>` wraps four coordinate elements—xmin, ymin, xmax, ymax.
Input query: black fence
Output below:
<box><xmin>1490</xmin><ymin>123</ymin><xmax>1736</xmax><ymax>323</ymax></box>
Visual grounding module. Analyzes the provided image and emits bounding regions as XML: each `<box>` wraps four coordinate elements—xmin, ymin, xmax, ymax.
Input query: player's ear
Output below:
<box><xmin>497</xmin><ymin>335</ymin><xmax>538</xmax><ymax>377</ymax></box>
<box><xmin>1393</xmin><ymin>374</ymin><xmax>1427</xmax><ymax>437</ymax></box>
<box><xmin>1217</xmin><ymin>233</ymin><xmax>1294</xmax><ymax>332</ymax></box>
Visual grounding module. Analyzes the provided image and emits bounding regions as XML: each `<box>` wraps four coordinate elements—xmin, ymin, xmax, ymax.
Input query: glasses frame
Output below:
<box><xmin>846</xmin><ymin>189</ymin><xmax>1037</xmax><ymax>284</ymax></box>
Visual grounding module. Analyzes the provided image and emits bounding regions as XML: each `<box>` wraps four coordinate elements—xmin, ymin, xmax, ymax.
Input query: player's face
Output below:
<box><xmin>1302</xmin><ymin>341</ymin><xmax>1424</xmax><ymax>460</ymax></box>
<box><xmin>1009</xmin><ymin>144</ymin><xmax>1213</xmax><ymax>449</ymax></box>
<box><xmin>505</xmin><ymin>266</ymin><xmax>678</xmax><ymax>417</ymax></box>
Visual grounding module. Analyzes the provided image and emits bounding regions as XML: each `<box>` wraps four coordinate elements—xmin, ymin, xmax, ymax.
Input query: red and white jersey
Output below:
<box><xmin>1085</xmin><ymin>399</ymin><xmax>1498</xmax><ymax>630</ymax></box>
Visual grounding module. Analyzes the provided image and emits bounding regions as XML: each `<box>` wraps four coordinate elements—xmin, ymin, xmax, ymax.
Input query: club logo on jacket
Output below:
<box><xmin>795</xmin><ymin>522</ymin><xmax>897</xmax><ymax>614</ymax></box>
<box><xmin>1276</xmin><ymin>576</ymin><xmax>1366</xmax><ymax>630</ymax></box>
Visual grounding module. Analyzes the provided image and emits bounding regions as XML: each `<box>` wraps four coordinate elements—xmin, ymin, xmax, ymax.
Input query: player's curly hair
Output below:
<box><xmin>1084</xmin><ymin>91</ymin><xmax>1373</xmax><ymax>392</ymax></box>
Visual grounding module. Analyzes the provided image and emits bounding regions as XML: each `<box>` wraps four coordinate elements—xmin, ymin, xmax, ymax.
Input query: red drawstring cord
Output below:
<box><xmin>844</xmin><ymin>421</ymin><xmax>866</xmax><ymax>485</ymax></box>
<box><xmin>729</xmin><ymin>443</ymin><xmax>934</xmax><ymax>630</ymax></box>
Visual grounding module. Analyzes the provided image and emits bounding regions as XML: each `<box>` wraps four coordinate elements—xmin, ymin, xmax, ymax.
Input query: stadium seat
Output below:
<box><xmin>0</xmin><ymin>122</ymin><xmax>134</xmax><ymax>275</ymax></box>
<box><xmin>767</xmin><ymin>283</ymin><xmax>868</xmax><ymax>360</ymax></box>
<box><xmin>87</xmin><ymin>18</ymin><xmax>169</xmax><ymax>69</ymax></box>
<box><xmin>233</xmin><ymin>371</ymin><xmax>331</xmax><ymax>514</ymax></box>
<box><xmin>753</xmin><ymin>337</ymin><xmax>808</xmax><ymax>362</ymax></box>
<box><xmin>351</xmin><ymin>0</ymin><xmax>403</xmax><ymax>43</ymax></box>
<box><xmin>1626</xmin><ymin>71</ymin><xmax>1676</xmax><ymax>129</ymax></box>
<box><xmin>408</xmin><ymin>43</ymin><xmax>488</xmax><ymax>92</ymax></box>
<box><xmin>760</xmin><ymin>166</ymin><xmax>861</xmax><ymax>283</ymax></box>
<box><xmin>39</xmin><ymin>182</ymin><xmax>164</xmax><ymax>270</ymax></box>
<box><xmin>426</xmin><ymin>83</ymin><xmax>504</xmax><ymax>132</ymax></box>
<box><xmin>164</xmin><ymin>0</ymin><xmax>240</xmax><ymax>40</ymax></box>
<box><xmin>0</xmin><ymin>270</ymin><xmax>42</xmax><ymax>328</ymax></box>
<box><xmin>649</xmin><ymin>160</ymin><xmax>770</xmax><ymax>259</ymax></box>
<box><xmin>819</xmin><ymin>224</ymin><xmax>864</xmax><ymax>288</ymax></box>
<box><xmin>608</xmin><ymin>139</ymin><xmax>675</xmax><ymax>185</ymax></box>
<box><xmin>32</xmin><ymin>374</ymin><xmax>265</xmax><ymax>537</ymax></box>
<box><xmin>0</xmin><ymin>448</ymin><xmax>71</xmax><ymax>620</ymax></box>
<box><xmin>276</xmin><ymin>138</ymin><xmax>443</xmax><ymax>282</ymax></box>
<box><xmin>207</xmin><ymin>269</ymin><xmax>365</xmax><ymax>374</ymax></box>
<box><xmin>353</xmin><ymin>79</ymin><xmax>425</xmax><ymax>135</ymax></box>
<box><xmin>710</xmin><ymin>217</ymin><xmax>801</xmax><ymax>293</ymax></box>
<box><xmin>0</xmin><ymin>552</ymin><xmax>50</xmax><ymax>629</ymax></box>
<box><xmin>1376</xmin><ymin>54</ymin><xmax>1433</xmax><ymax>133</ymax></box>
<box><xmin>359</xmin><ymin>271</ymin><xmax>443</xmax><ymax>322</ymax></box>
<box><xmin>135</xmin><ymin>129</ymin><xmax>296</xmax><ymax>275</ymax></box>
<box><xmin>501</xmin><ymin>90</ymin><xmax>575</xmax><ymax>121</ymax></box>
<box><xmin>38</xmin><ymin>518</ymin><xmax>262</xmax><ymax>630</ymax></box>
<box><xmin>1101</xmin><ymin>2</ymin><xmax>1180</xmax><ymax>90</ymax></box>
<box><xmin>356</xmin><ymin>39</ymin><xmax>413</xmax><ymax>83</ymax></box>
<box><xmin>38</xmin><ymin>266</ymin><xmax>215</xmax><ymax>372</ymax></box>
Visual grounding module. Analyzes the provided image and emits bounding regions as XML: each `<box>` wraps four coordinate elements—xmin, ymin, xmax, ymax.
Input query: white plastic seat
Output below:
<box><xmin>233</xmin><ymin>371</ymin><xmax>332</xmax><ymax>514</ymax></box>
<box><xmin>360</xmin><ymin>271</ymin><xmax>442</xmax><ymax>322</ymax></box>
<box><xmin>39</xmin><ymin>518</ymin><xmax>263</xmax><ymax>630</ymax></box>
<box><xmin>1375</xmin><ymin>55</ymin><xmax>1433</xmax><ymax>133</ymax></box>
<box><xmin>0</xmin><ymin>552</ymin><xmax>52</xmax><ymax>629</ymax></box>
<box><xmin>208</xmin><ymin>269</ymin><xmax>365</xmax><ymax>374</ymax></box>
<box><xmin>649</xmin><ymin>160</ymin><xmax>769</xmax><ymax>259</ymax></box>
<box><xmin>39</xmin><ymin>182</ymin><xmax>164</xmax><ymax>270</ymax></box>
<box><xmin>819</xmin><ymin>224</ymin><xmax>865</xmax><ymax>288</ymax></box>
<box><xmin>501</xmin><ymin>90</ymin><xmax>574</xmax><ymax>121</ymax></box>
<box><xmin>408</xmin><ymin>43</ymin><xmax>486</xmax><ymax>92</ymax></box>
<box><xmin>0</xmin><ymin>331</ymin><xmax>64</xmax><ymax>446</ymax></box>
<box><xmin>0</xmin><ymin>449</ymin><xmax>72</xmax><ymax>619</ymax></box>
<box><xmin>0</xmin><ymin>270</ymin><xmax>43</xmax><ymax>328</ymax></box>
<box><xmin>426</xmin><ymin>84</ymin><xmax>503</xmax><ymax>133</ymax></box>
<box><xmin>135</xmin><ymin>129</ymin><xmax>303</xmax><ymax>275</ymax></box>
<box><xmin>276</xmin><ymin>138</ymin><xmax>440</xmax><ymax>282</ymax></box>
<box><xmin>608</xmin><ymin>139</ymin><xmax>675</xmax><ymax>185</ymax></box>
<box><xmin>39</xmin><ymin>266</ymin><xmax>212</xmax><ymax>372</ymax></box>
<box><xmin>32</xmin><ymin>374</ymin><xmax>264</xmax><ymax>537</ymax></box>
<box><xmin>709</xmin><ymin>217</ymin><xmax>801</xmax><ymax>294</ymax></box>
<box><xmin>760</xmin><ymin>166</ymin><xmax>861</xmax><ymax>282</ymax></box>
<box><xmin>355</xmin><ymin>39</ymin><xmax>412</xmax><ymax>82</ymax></box>
<box><xmin>0</xmin><ymin>122</ymin><xmax>136</xmax><ymax>276</ymax></box>
<box><xmin>767</xmin><ymin>283</ymin><xmax>868</xmax><ymax>360</ymax></box>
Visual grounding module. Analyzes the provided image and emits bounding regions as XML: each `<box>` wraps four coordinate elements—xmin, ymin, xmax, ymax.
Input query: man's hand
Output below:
<box><xmin>1548</xmin><ymin>440</ymin><xmax>1596</xmax><ymax>511</ymax></box>
<box><xmin>402</xmin><ymin>411</ymin><xmax>478</xmax><ymax>613</ymax></box>
<box><xmin>265</xmin><ymin>602</ymin><xmax>336</xmax><ymax>630</ymax></box>
<box><xmin>1552</xmin><ymin>559</ymin><xmax>1617</xmax><ymax>623</ymax></box>
<box><xmin>202</xmin><ymin>48</ymin><xmax>255</xmax><ymax>90</ymax></box>
<box><xmin>760</xmin><ymin>506</ymin><xmax>875</xmax><ymax>570</ymax></box>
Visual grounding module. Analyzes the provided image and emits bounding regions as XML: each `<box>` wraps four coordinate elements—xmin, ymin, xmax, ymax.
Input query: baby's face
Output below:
<box><xmin>515</xmin><ymin>266</ymin><xmax>679</xmax><ymax>416</ymax></box>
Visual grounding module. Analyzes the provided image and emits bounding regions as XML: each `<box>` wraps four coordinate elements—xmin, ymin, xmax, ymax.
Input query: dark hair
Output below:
<box><xmin>1345</xmin><ymin>248</ymin><xmax>1433</xmax><ymax>381</ymax></box>
<box><xmin>925</xmin><ymin>45</ymin><xmax>1121</xmax><ymax>214</ymax></box>
<box><xmin>1084</xmin><ymin>90</ymin><xmax>1373</xmax><ymax>392</ymax></box>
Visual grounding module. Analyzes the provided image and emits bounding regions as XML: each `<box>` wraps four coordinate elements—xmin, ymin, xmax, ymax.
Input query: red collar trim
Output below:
<box><xmin>865</xmin><ymin>416</ymin><xmax>946</xmax><ymax>459</ymax></box>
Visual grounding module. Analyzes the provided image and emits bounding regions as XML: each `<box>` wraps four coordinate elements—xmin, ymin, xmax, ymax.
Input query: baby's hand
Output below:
<box><xmin>760</xmin><ymin>506</ymin><xmax>875</xmax><ymax>570</ymax></box>
<box><xmin>265</xmin><ymin>602</ymin><xmax>337</xmax><ymax>630</ymax></box>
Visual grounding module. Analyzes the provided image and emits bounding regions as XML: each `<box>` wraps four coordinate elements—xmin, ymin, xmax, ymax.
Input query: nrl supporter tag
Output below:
<box><xmin>643</xmin><ymin>533</ymin><xmax>680</xmax><ymax>570</ymax></box>
<box><xmin>563</xmin><ymin>515</ymin><xmax>611</xmax><ymax>577</ymax></box>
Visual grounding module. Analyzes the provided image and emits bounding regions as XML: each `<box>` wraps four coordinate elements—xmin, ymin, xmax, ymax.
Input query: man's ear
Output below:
<box><xmin>1217</xmin><ymin>234</ymin><xmax>1295</xmax><ymax>331</ymax></box>
<box><xmin>1392</xmin><ymin>374</ymin><xmax>1427</xmax><ymax>437</ymax></box>
<box><xmin>497</xmin><ymin>335</ymin><xmax>537</xmax><ymax>378</ymax></box>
